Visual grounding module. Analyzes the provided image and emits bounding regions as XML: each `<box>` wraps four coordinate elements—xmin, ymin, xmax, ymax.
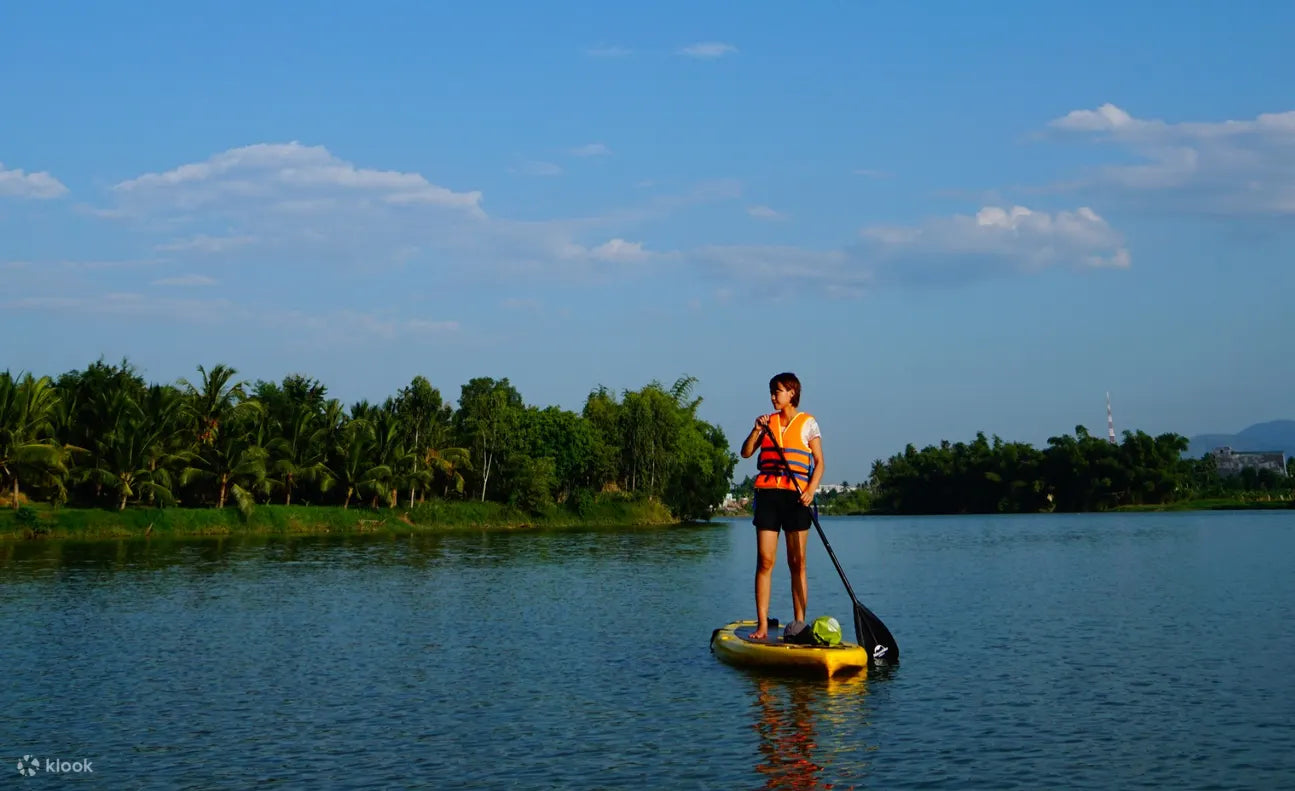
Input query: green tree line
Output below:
<box><xmin>730</xmin><ymin>425</ymin><xmax>1293</xmax><ymax>515</ymax></box>
<box><xmin>867</xmin><ymin>426</ymin><xmax>1293</xmax><ymax>514</ymax></box>
<box><xmin>0</xmin><ymin>360</ymin><xmax>737</xmax><ymax>521</ymax></box>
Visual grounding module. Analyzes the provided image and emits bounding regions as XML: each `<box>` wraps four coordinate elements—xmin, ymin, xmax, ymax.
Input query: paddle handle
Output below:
<box><xmin>756</xmin><ymin>424</ymin><xmax>859</xmax><ymax>603</ymax></box>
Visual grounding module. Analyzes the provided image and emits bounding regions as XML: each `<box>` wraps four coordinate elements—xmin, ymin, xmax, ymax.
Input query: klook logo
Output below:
<box><xmin>14</xmin><ymin>754</ymin><xmax>94</xmax><ymax>777</ymax></box>
<box><xmin>16</xmin><ymin>756</ymin><xmax>38</xmax><ymax>777</ymax></box>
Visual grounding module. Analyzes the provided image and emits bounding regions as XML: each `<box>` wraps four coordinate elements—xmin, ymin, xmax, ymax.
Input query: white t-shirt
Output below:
<box><xmin>800</xmin><ymin>416</ymin><xmax>821</xmax><ymax>447</ymax></box>
<box><xmin>775</xmin><ymin>413</ymin><xmax>820</xmax><ymax>448</ymax></box>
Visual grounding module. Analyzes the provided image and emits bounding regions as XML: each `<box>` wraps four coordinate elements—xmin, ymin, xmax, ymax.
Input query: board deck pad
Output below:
<box><xmin>733</xmin><ymin>620</ymin><xmax>860</xmax><ymax>649</ymax></box>
<box><xmin>734</xmin><ymin>624</ymin><xmax>787</xmax><ymax>645</ymax></box>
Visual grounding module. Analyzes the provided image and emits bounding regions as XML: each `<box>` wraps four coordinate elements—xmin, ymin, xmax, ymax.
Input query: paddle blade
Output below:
<box><xmin>854</xmin><ymin>602</ymin><xmax>899</xmax><ymax>666</ymax></box>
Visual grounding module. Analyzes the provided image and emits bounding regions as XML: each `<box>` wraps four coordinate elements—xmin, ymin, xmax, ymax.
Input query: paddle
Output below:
<box><xmin>758</xmin><ymin>423</ymin><xmax>900</xmax><ymax>666</ymax></box>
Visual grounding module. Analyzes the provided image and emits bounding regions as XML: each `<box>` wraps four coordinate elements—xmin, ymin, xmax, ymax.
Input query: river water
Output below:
<box><xmin>2</xmin><ymin>511</ymin><xmax>1292</xmax><ymax>788</ymax></box>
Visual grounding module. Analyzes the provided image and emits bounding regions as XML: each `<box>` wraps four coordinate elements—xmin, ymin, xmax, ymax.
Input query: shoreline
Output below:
<box><xmin>7</xmin><ymin>497</ymin><xmax>1290</xmax><ymax>542</ymax></box>
<box><xmin>3</xmin><ymin>499</ymin><xmax>687</xmax><ymax>542</ymax></box>
<box><xmin>717</xmin><ymin>497</ymin><xmax>1293</xmax><ymax>519</ymax></box>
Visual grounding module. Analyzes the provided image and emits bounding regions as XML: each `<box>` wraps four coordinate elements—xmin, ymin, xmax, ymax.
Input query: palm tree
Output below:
<box><xmin>425</xmin><ymin>446</ymin><xmax>472</xmax><ymax>498</ymax></box>
<box><xmin>178</xmin><ymin>364</ymin><xmax>257</xmax><ymax>446</ymax></box>
<box><xmin>0</xmin><ymin>372</ymin><xmax>67</xmax><ymax>508</ymax></box>
<box><xmin>267</xmin><ymin>405</ymin><xmax>335</xmax><ymax>505</ymax></box>
<box><xmin>84</xmin><ymin>386</ymin><xmax>183</xmax><ymax>511</ymax></box>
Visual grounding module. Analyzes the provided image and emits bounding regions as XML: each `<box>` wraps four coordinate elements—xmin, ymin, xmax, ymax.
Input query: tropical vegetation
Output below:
<box><xmin>1</xmin><ymin>360</ymin><xmax>738</xmax><ymax>525</ymax></box>
<box><xmin>733</xmin><ymin>426</ymin><xmax>1293</xmax><ymax>515</ymax></box>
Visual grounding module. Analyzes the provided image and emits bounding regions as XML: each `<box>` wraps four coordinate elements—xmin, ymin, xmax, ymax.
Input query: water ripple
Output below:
<box><xmin>2</xmin><ymin>513</ymin><xmax>1293</xmax><ymax>788</ymax></box>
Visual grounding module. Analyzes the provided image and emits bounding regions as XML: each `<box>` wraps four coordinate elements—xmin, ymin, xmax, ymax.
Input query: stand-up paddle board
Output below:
<box><xmin>709</xmin><ymin>619</ymin><xmax>869</xmax><ymax>677</ymax></box>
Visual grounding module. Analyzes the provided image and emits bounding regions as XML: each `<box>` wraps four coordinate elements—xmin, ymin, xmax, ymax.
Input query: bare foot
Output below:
<box><xmin>749</xmin><ymin>625</ymin><xmax>768</xmax><ymax>641</ymax></box>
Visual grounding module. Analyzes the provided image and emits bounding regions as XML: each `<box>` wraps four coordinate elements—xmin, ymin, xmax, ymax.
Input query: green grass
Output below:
<box><xmin>1</xmin><ymin>495</ymin><xmax>681</xmax><ymax>541</ymax></box>
<box><xmin>1113</xmin><ymin>497</ymin><xmax>1293</xmax><ymax>512</ymax></box>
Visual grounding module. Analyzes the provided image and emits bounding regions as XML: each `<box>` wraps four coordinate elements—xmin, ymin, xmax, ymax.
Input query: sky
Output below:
<box><xmin>3</xmin><ymin>1</ymin><xmax>1294</xmax><ymax>482</ymax></box>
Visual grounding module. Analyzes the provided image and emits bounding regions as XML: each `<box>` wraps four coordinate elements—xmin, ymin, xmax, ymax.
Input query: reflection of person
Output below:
<box><xmin>752</xmin><ymin>678</ymin><xmax>823</xmax><ymax>790</ymax></box>
<box><xmin>739</xmin><ymin>372</ymin><xmax>824</xmax><ymax>641</ymax></box>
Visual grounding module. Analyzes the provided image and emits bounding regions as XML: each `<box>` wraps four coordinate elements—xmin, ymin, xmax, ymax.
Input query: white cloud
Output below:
<box><xmin>589</xmin><ymin>238</ymin><xmax>649</xmax><ymax>263</ymax></box>
<box><xmin>858</xmin><ymin>204</ymin><xmax>1131</xmax><ymax>283</ymax></box>
<box><xmin>747</xmin><ymin>205</ymin><xmax>786</xmax><ymax>221</ymax></box>
<box><xmin>692</xmin><ymin>245</ymin><xmax>860</xmax><ymax>294</ymax></box>
<box><xmin>1049</xmin><ymin>103</ymin><xmax>1140</xmax><ymax>133</ymax></box>
<box><xmin>155</xmin><ymin>234</ymin><xmax>256</xmax><ymax>253</ymax></box>
<box><xmin>152</xmin><ymin>274</ymin><xmax>217</xmax><ymax>287</ymax></box>
<box><xmin>0</xmin><ymin>162</ymin><xmax>68</xmax><ymax>199</ymax></box>
<box><xmin>570</xmin><ymin>143</ymin><xmax>611</xmax><ymax>157</ymax></box>
<box><xmin>689</xmin><ymin>204</ymin><xmax>1128</xmax><ymax>295</ymax></box>
<box><xmin>1044</xmin><ymin>103</ymin><xmax>1295</xmax><ymax>215</ymax></box>
<box><xmin>72</xmin><ymin>143</ymin><xmax>752</xmax><ymax>297</ymax></box>
<box><xmin>679</xmin><ymin>42</ymin><xmax>737</xmax><ymax>59</ymax></box>
<box><xmin>111</xmin><ymin>142</ymin><xmax>483</xmax><ymax>214</ymax></box>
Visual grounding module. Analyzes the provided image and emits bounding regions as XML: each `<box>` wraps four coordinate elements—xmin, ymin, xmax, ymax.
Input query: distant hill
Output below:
<box><xmin>1187</xmin><ymin>420</ymin><xmax>1295</xmax><ymax>460</ymax></box>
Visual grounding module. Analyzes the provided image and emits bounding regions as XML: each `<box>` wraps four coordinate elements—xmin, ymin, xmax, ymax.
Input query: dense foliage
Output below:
<box><xmin>867</xmin><ymin>426</ymin><xmax>1293</xmax><ymax>514</ymax></box>
<box><xmin>731</xmin><ymin>426</ymin><xmax>1293</xmax><ymax>515</ymax></box>
<box><xmin>0</xmin><ymin>360</ymin><xmax>737</xmax><ymax>521</ymax></box>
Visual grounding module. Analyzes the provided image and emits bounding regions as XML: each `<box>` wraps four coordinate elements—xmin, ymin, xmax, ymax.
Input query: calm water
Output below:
<box><xmin>2</xmin><ymin>511</ymin><xmax>1293</xmax><ymax>789</ymax></box>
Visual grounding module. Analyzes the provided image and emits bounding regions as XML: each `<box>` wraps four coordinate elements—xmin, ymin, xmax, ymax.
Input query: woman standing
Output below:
<box><xmin>739</xmin><ymin>372</ymin><xmax>824</xmax><ymax>641</ymax></box>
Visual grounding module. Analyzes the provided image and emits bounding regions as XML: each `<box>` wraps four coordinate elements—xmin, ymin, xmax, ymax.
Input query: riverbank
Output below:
<box><xmin>718</xmin><ymin>497</ymin><xmax>1293</xmax><ymax>518</ymax></box>
<box><xmin>2</xmin><ymin>497</ymin><xmax>682</xmax><ymax>541</ymax></box>
<box><xmin>1111</xmin><ymin>497</ymin><xmax>1294</xmax><ymax>512</ymax></box>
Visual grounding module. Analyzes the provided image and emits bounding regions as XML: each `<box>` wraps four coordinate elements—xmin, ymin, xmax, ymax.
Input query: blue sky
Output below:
<box><xmin>3</xmin><ymin>1</ymin><xmax>1293</xmax><ymax>481</ymax></box>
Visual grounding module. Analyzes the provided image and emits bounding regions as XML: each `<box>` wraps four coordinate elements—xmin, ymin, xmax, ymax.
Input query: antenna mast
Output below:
<box><xmin>1106</xmin><ymin>392</ymin><xmax>1116</xmax><ymax>444</ymax></box>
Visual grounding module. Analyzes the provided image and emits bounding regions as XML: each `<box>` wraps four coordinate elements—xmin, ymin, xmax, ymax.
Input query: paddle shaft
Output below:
<box><xmin>756</xmin><ymin>423</ymin><xmax>861</xmax><ymax>605</ymax></box>
<box><xmin>757</xmin><ymin>422</ymin><xmax>899</xmax><ymax>665</ymax></box>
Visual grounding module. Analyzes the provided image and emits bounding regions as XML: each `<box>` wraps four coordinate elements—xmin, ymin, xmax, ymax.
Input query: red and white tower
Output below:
<box><xmin>1106</xmin><ymin>392</ymin><xmax>1116</xmax><ymax>444</ymax></box>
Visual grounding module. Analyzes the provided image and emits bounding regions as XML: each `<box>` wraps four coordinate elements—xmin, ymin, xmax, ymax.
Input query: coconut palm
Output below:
<box><xmin>178</xmin><ymin>364</ymin><xmax>257</xmax><ymax>446</ymax></box>
<box><xmin>267</xmin><ymin>405</ymin><xmax>335</xmax><ymax>505</ymax></box>
<box><xmin>0</xmin><ymin>372</ymin><xmax>67</xmax><ymax>508</ymax></box>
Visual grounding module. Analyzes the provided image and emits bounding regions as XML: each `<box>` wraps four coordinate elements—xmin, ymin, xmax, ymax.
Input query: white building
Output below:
<box><xmin>1209</xmin><ymin>446</ymin><xmax>1288</xmax><ymax>476</ymax></box>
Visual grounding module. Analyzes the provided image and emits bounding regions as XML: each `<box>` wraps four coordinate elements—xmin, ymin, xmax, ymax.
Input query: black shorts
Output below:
<box><xmin>752</xmin><ymin>488</ymin><xmax>811</xmax><ymax>533</ymax></box>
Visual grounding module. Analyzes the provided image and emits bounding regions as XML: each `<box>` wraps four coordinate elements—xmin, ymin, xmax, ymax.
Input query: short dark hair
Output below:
<box><xmin>769</xmin><ymin>372</ymin><xmax>801</xmax><ymax>407</ymax></box>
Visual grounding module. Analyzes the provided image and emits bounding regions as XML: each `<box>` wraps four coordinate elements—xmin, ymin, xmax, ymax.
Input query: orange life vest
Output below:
<box><xmin>755</xmin><ymin>411</ymin><xmax>815</xmax><ymax>491</ymax></box>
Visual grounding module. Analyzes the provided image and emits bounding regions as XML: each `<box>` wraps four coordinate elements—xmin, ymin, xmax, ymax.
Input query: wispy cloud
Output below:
<box><xmin>747</xmin><ymin>205</ymin><xmax>786</xmax><ymax>221</ymax></box>
<box><xmin>1042</xmin><ymin>103</ymin><xmax>1295</xmax><ymax>216</ymax></box>
<box><xmin>111</xmin><ymin>142</ymin><xmax>483</xmax><ymax>215</ymax></box>
<box><xmin>5</xmin><ymin>291</ymin><xmax>459</xmax><ymax>340</ymax></box>
<box><xmin>0</xmin><ymin>162</ymin><xmax>68</xmax><ymax>199</ymax></box>
<box><xmin>858</xmin><ymin>204</ymin><xmax>1130</xmax><ymax>284</ymax></box>
<box><xmin>678</xmin><ymin>42</ymin><xmax>737</xmax><ymax>59</ymax></box>
<box><xmin>569</xmin><ymin>143</ymin><xmax>611</xmax><ymax>157</ymax></box>
<box><xmin>87</xmin><ymin>143</ymin><xmax>746</xmax><ymax>289</ymax></box>
<box><xmin>853</xmin><ymin>169</ymin><xmax>891</xmax><ymax>179</ymax></box>
<box><xmin>155</xmin><ymin>233</ymin><xmax>256</xmax><ymax>253</ymax></box>
<box><xmin>588</xmin><ymin>238</ymin><xmax>650</xmax><ymax>263</ymax></box>
<box><xmin>691</xmin><ymin>204</ymin><xmax>1129</xmax><ymax>296</ymax></box>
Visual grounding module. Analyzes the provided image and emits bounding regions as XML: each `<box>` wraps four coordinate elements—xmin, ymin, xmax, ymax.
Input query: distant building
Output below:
<box><xmin>1209</xmin><ymin>446</ymin><xmax>1288</xmax><ymax>476</ymax></box>
<box><xmin>817</xmin><ymin>483</ymin><xmax>856</xmax><ymax>495</ymax></box>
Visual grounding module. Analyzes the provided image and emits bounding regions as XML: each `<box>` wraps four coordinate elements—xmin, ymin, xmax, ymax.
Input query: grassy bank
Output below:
<box><xmin>1111</xmin><ymin>497</ymin><xmax>1294</xmax><ymax>512</ymax></box>
<box><xmin>2</xmin><ymin>495</ymin><xmax>681</xmax><ymax>541</ymax></box>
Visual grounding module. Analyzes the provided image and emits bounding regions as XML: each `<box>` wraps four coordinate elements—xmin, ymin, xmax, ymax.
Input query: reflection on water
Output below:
<box><xmin>3</xmin><ymin>512</ymin><xmax>1293</xmax><ymax>788</ymax></box>
<box><xmin>0</xmin><ymin>522</ymin><xmax>730</xmax><ymax>579</ymax></box>
<box><xmin>748</xmin><ymin>673</ymin><xmax>875</xmax><ymax>790</ymax></box>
